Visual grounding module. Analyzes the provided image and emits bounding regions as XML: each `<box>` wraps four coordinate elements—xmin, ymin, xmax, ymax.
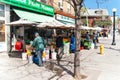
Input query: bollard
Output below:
<box><xmin>100</xmin><ymin>44</ymin><xmax>104</xmax><ymax>55</ymax></box>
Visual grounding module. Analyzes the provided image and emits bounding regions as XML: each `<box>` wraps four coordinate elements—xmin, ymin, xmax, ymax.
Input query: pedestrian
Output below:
<box><xmin>85</xmin><ymin>32</ymin><xmax>90</xmax><ymax>41</ymax></box>
<box><xmin>93</xmin><ymin>32</ymin><xmax>97</xmax><ymax>49</ymax></box>
<box><xmin>32</xmin><ymin>32</ymin><xmax>45</xmax><ymax>66</ymax></box>
<box><xmin>56</xmin><ymin>33</ymin><xmax>63</xmax><ymax>64</ymax></box>
<box><xmin>96</xmin><ymin>32</ymin><xmax>99</xmax><ymax>43</ymax></box>
<box><xmin>70</xmin><ymin>33</ymin><xmax>75</xmax><ymax>53</ymax></box>
<box><xmin>56</xmin><ymin>34</ymin><xmax>63</xmax><ymax>49</ymax></box>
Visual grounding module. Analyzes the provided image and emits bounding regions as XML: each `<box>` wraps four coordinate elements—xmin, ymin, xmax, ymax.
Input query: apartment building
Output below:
<box><xmin>82</xmin><ymin>9</ymin><xmax>110</xmax><ymax>27</ymax></box>
<box><xmin>37</xmin><ymin>0</ymin><xmax>75</xmax><ymax>25</ymax></box>
<box><xmin>0</xmin><ymin>0</ymin><xmax>55</xmax><ymax>52</ymax></box>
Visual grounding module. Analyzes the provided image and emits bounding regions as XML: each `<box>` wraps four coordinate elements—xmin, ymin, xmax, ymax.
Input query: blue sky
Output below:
<box><xmin>84</xmin><ymin>0</ymin><xmax>120</xmax><ymax>17</ymax></box>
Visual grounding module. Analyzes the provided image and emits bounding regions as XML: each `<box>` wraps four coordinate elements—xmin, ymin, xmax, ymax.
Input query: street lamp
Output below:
<box><xmin>111</xmin><ymin>8</ymin><xmax>117</xmax><ymax>45</ymax></box>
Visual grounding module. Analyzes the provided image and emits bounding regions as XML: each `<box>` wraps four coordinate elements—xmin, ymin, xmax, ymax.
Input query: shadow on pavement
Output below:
<box><xmin>8</xmin><ymin>51</ymin><xmax>22</xmax><ymax>58</ymax></box>
<box><xmin>45</xmin><ymin>60</ymin><xmax>74</xmax><ymax>80</ymax></box>
<box><xmin>104</xmin><ymin>46</ymin><xmax>120</xmax><ymax>52</ymax></box>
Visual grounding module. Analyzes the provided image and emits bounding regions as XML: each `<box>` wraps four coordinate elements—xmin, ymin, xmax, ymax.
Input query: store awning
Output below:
<box><xmin>6</xmin><ymin>19</ymin><xmax>37</xmax><ymax>26</ymax></box>
<box><xmin>13</xmin><ymin>8</ymin><xmax>58</xmax><ymax>23</ymax></box>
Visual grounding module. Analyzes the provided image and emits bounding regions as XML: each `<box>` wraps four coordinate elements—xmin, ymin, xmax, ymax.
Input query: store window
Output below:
<box><xmin>58</xmin><ymin>0</ymin><xmax>63</xmax><ymax>10</ymax></box>
<box><xmin>0</xmin><ymin>4</ymin><xmax>5</xmax><ymax>17</ymax></box>
<box><xmin>0</xmin><ymin>21</ymin><xmax>5</xmax><ymax>42</ymax></box>
<box><xmin>67</xmin><ymin>3</ymin><xmax>71</xmax><ymax>13</ymax></box>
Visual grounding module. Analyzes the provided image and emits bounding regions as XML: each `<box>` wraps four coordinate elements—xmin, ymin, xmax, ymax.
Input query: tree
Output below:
<box><xmin>95</xmin><ymin>20</ymin><xmax>112</xmax><ymax>27</ymax></box>
<box><xmin>64</xmin><ymin>0</ymin><xmax>83</xmax><ymax>80</ymax></box>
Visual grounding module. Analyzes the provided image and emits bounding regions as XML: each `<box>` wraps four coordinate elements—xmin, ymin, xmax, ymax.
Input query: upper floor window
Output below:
<box><xmin>47</xmin><ymin>0</ymin><xmax>53</xmax><ymax>6</ymax></box>
<box><xmin>0</xmin><ymin>4</ymin><xmax>5</xmax><ymax>17</ymax></box>
<box><xmin>67</xmin><ymin>3</ymin><xmax>71</xmax><ymax>13</ymax></box>
<box><xmin>58</xmin><ymin>0</ymin><xmax>63</xmax><ymax>10</ymax></box>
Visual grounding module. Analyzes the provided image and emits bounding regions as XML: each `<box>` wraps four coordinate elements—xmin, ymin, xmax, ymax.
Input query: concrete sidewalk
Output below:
<box><xmin>0</xmin><ymin>52</ymin><xmax>55</xmax><ymax>80</ymax></box>
<box><xmin>0</xmin><ymin>34</ymin><xmax>120</xmax><ymax>80</ymax></box>
<box><xmin>81</xmin><ymin>34</ymin><xmax>120</xmax><ymax>80</ymax></box>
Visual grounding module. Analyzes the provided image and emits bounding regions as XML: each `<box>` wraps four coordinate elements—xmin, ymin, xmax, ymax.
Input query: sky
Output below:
<box><xmin>84</xmin><ymin>0</ymin><xmax>120</xmax><ymax>17</ymax></box>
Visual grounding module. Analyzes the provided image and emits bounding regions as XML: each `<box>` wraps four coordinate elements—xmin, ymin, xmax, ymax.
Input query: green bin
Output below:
<box><xmin>84</xmin><ymin>40</ymin><xmax>91</xmax><ymax>49</ymax></box>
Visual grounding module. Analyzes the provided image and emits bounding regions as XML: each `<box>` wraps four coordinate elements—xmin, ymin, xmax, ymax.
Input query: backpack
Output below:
<box><xmin>15</xmin><ymin>41</ymin><xmax>23</xmax><ymax>51</ymax></box>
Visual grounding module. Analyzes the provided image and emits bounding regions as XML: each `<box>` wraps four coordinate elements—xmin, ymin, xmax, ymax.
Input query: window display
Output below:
<box><xmin>0</xmin><ymin>21</ymin><xmax>5</xmax><ymax>42</ymax></box>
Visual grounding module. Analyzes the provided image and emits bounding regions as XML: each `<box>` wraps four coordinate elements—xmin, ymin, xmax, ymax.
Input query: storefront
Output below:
<box><xmin>0</xmin><ymin>3</ymin><xmax>10</xmax><ymax>52</ymax></box>
<box><xmin>0</xmin><ymin>0</ymin><xmax>56</xmax><ymax>52</ymax></box>
<box><xmin>54</xmin><ymin>14</ymin><xmax>75</xmax><ymax>54</ymax></box>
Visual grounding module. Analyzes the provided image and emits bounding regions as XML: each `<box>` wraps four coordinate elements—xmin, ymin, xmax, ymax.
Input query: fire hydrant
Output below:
<box><xmin>100</xmin><ymin>44</ymin><xmax>104</xmax><ymax>55</ymax></box>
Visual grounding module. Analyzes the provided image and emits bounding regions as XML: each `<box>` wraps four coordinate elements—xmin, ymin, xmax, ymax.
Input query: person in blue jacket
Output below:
<box><xmin>70</xmin><ymin>34</ymin><xmax>75</xmax><ymax>53</ymax></box>
<box><xmin>85</xmin><ymin>32</ymin><xmax>90</xmax><ymax>41</ymax></box>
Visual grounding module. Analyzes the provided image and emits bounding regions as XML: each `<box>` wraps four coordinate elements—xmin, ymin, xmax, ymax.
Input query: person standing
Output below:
<box><xmin>32</xmin><ymin>32</ymin><xmax>44</xmax><ymax>66</ymax></box>
<box><xmin>93</xmin><ymin>32</ymin><xmax>97</xmax><ymax>49</ymax></box>
<box><xmin>70</xmin><ymin>34</ymin><xmax>75</xmax><ymax>53</ymax></box>
<box><xmin>56</xmin><ymin>34</ymin><xmax>63</xmax><ymax>48</ymax></box>
<box><xmin>56</xmin><ymin>34</ymin><xmax>63</xmax><ymax>64</ymax></box>
<box><xmin>85</xmin><ymin>32</ymin><xmax>90</xmax><ymax>41</ymax></box>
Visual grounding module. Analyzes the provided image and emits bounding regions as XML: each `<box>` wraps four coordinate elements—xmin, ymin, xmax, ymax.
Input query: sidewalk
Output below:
<box><xmin>80</xmin><ymin>34</ymin><xmax>120</xmax><ymax>80</ymax></box>
<box><xmin>0</xmin><ymin>34</ymin><xmax>120</xmax><ymax>80</ymax></box>
<box><xmin>0</xmin><ymin>52</ymin><xmax>55</xmax><ymax>80</ymax></box>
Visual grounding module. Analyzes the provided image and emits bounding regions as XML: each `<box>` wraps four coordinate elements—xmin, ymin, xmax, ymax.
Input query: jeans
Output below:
<box><xmin>93</xmin><ymin>39</ymin><xmax>97</xmax><ymax>48</ymax></box>
<box><xmin>36</xmin><ymin>50</ymin><xmax>43</xmax><ymax>66</ymax></box>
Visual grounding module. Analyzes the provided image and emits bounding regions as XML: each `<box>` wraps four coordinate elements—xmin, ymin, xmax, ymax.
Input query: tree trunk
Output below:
<box><xmin>74</xmin><ymin>4</ymin><xmax>82</xmax><ymax>80</ymax></box>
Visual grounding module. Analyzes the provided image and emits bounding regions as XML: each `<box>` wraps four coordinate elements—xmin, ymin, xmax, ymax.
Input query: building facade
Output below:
<box><xmin>0</xmin><ymin>3</ymin><xmax>10</xmax><ymax>52</ymax></box>
<box><xmin>82</xmin><ymin>9</ymin><xmax>110</xmax><ymax>27</ymax></box>
<box><xmin>44</xmin><ymin>0</ymin><xmax>75</xmax><ymax>25</ymax></box>
<box><xmin>0</xmin><ymin>0</ymin><xmax>55</xmax><ymax>52</ymax></box>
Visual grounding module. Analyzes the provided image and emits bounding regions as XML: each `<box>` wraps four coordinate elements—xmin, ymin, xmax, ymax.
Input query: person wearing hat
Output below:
<box><xmin>32</xmin><ymin>32</ymin><xmax>45</xmax><ymax>66</ymax></box>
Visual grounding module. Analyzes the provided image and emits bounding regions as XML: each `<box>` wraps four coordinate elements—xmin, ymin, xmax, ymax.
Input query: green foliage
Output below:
<box><xmin>81</xmin><ymin>7</ymin><xmax>87</xmax><ymax>14</ymax></box>
<box><xmin>81</xmin><ymin>19</ymin><xmax>87</xmax><ymax>26</ymax></box>
<box><xmin>95</xmin><ymin>20</ymin><xmax>112</xmax><ymax>27</ymax></box>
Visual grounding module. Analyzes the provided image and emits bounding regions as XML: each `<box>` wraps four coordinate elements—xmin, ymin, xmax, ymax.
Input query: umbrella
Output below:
<box><xmin>6</xmin><ymin>19</ymin><xmax>37</xmax><ymax>40</ymax></box>
<box><xmin>81</xmin><ymin>26</ymin><xmax>94</xmax><ymax>30</ymax></box>
<box><xmin>6</xmin><ymin>19</ymin><xmax>37</xmax><ymax>26</ymax></box>
<box><xmin>93</xmin><ymin>27</ymin><xmax>103</xmax><ymax>31</ymax></box>
<box><xmin>65</xmin><ymin>24</ymin><xmax>75</xmax><ymax>29</ymax></box>
<box><xmin>37</xmin><ymin>20</ymin><xmax>65</xmax><ymax>29</ymax></box>
<box><xmin>80</xmin><ymin>26</ymin><xmax>103</xmax><ymax>31</ymax></box>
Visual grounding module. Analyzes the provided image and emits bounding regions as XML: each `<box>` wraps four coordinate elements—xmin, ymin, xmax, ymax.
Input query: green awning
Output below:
<box><xmin>13</xmin><ymin>8</ymin><xmax>56</xmax><ymax>23</ymax></box>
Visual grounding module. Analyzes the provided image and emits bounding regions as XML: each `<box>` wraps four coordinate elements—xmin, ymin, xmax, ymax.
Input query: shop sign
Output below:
<box><xmin>0</xmin><ymin>0</ymin><xmax>54</xmax><ymax>16</ymax></box>
<box><xmin>56</xmin><ymin>14</ymin><xmax>75</xmax><ymax>24</ymax></box>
